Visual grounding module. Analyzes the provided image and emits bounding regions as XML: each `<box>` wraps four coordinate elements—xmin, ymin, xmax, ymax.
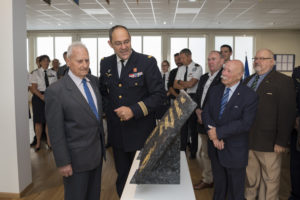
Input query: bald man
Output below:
<box><xmin>244</xmin><ymin>49</ymin><xmax>296</xmax><ymax>200</ymax></box>
<box><xmin>202</xmin><ymin>60</ymin><xmax>258</xmax><ymax>200</ymax></box>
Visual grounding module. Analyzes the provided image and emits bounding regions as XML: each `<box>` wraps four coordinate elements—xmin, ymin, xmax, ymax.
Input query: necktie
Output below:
<box><xmin>219</xmin><ymin>88</ymin><xmax>230</xmax><ymax>118</ymax></box>
<box><xmin>119</xmin><ymin>60</ymin><xmax>125</xmax><ymax>77</ymax></box>
<box><xmin>82</xmin><ymin>78</ymin><xmax>99</xmax><ymax>120</ymax></box>
<box><xmin>44</xmin><ymin>70</ymin><xmax>49</xmax><ymax>88</ymax></box>
<box><xmin>184</xmin><ymin>66</ymin><xmax>188</xmax><ymax>91</ymax></box>
<box><xmin>162</xmin><ymin>73</ymin><xmax>166</xmax><ymax>84</ymax></box>
<box><xmin>250</xmin><ymin>75</ymin><xmax>259</xmax><ymax>90</ymax></box>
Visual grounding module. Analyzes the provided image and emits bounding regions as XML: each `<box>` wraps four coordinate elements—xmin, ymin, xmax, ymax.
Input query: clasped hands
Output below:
<box><xmin>207</xmin><ymin>126</ymin><xmax>224</xmax><ymax>150</ymax></box>
<box><xmin>114</xmin><ymin>106</ymin><xmax>134</xmax><ymax>121</ymax></box>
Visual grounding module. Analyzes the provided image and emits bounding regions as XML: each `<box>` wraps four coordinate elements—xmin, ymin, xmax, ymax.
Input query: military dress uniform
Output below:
<box><xmin>99</xmin><ymin>50</ymin><xmax>165</xmax><ymax>196</ymax></box>
<box><xmin>175</xmin><ymin>61</ymin><xmax>202</xmax><ymax>157</ymax></box>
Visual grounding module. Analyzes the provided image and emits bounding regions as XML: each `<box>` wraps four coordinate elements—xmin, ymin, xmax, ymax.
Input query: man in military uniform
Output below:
<box><xmin>174</xmin><ymin>48</ymin><xmax>203</xmax><ymax>159</ymax></box>
<box><xmin>99</xmin><ymin>25</ymin><xmax>165</xmax><ymax>197</ymax></box>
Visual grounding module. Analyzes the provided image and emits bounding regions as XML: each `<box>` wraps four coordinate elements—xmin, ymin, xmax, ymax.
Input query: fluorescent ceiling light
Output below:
<box><xmin>267</xmin><ymin>9</ymin><xmax>289</xmax><ymax>14</ymax></box>
<box><xmin>82</xmin><ymin>9</ymin><xmax>109</xmax><ymax>15</ymax></box>
<box><xmin>176</xmin><ymin>8</ymin><xmax>199</xmax><ymax>14</ymax></box>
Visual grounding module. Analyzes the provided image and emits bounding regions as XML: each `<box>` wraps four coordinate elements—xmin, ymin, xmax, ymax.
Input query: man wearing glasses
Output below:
<box><xmin>244</xmin><ymin>49</ymin><xmax>296</xmax><ymax>200</ymax></box>
<box><xmin>99</xmin><ymin>25</ymin><xmax>165</xmax><ymax>197</ymax></box>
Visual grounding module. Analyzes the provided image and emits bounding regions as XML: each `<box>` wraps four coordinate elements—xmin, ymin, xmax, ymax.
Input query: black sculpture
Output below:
<box><xmin>131</xmin><ymin>91</ymin><xmax>197</xmax><ymax>184</ymax></box>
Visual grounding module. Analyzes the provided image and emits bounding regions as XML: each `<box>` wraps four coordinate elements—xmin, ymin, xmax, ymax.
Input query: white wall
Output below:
<box><xmin>0</xmin><ymin>0</ymin><xmax>32</xmax><ymax>194</ymax></box>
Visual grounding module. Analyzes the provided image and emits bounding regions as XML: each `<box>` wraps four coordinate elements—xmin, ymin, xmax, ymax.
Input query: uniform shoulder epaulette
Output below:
<box><xmin>148</xmin><ymin>55</ymin><xmax>152</xmax><ymax>58</ymax></box>
<box><xmin>101</xmin><ymin>57</ymin><xmax>105</xmax><ymax>60</ymax></box>
<box><xmin>195</xmin><ymin>63</ymin><xmax>200</xmax><ymax>67</ymax></box>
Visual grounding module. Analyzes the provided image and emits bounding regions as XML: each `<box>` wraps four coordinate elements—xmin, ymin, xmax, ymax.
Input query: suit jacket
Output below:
<box><xmin>167</xmin><ymin>68</ymin><xmax>179</xmax><ymax>99</ymax></box>
<box><xmin>244</xmin><ymin>69</ymin><xmax>297</xmax><ymax>152</ymax></box>
<box><xmin>99</xmin><ymin>50</ymin><xmax>165</xmax><ymax>152</ymax></box>
<box><xmin>202</xmin><ymin>83</ymin><xmax>258</xmax><ymax>168</ymax></box>
<box><xmin>45</xmin><ymin>74</ymin><xmax>105</xmax><ymax>173</ymax></box>
<box><xmin>195</xmin><ymin>69</ymin><xmax>223</xmax><ymax>134</ymax></box>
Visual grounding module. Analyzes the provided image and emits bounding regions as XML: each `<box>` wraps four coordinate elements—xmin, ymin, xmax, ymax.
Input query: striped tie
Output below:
<box><xmin>251</xmin><ymin>75</ymin><xmax>259</xmax><ymax>90</ymax></box>
<box><xmin>219</xmin><ymin>88</ymin><xmax>230</xmax><ymax>118</ymax></box>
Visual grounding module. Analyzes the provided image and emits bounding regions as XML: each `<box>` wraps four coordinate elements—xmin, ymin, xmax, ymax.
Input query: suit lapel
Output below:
<box><xmin>203</xmin><ymin>69</ymin><xmax>223</xmax><ymax>108</ymax></box>
<box><xmin>64</xmin><ymin>74</ymin><xmax>98</xmax><ymax>121</ymax></box>
<box><xmin>223</xmin><ymin>83</ymin><xmax>242</xmax><ymax>115</ymax></box>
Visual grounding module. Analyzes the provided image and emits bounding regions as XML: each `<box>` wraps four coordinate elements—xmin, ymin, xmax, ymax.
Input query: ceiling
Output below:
<box><xmin>26</xmin><ymin>0</ymin><xmax>300</xmax><ymax>30</ymax></box>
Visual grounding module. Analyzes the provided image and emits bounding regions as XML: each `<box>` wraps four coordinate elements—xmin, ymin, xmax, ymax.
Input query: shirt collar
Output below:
<box><xmin>209</xmin><ymin>69</ymin><xmax>221</xmax><ymax>78</ymax></box>
<box><xmin>68</xmin><ymin>70</ymin><xmax>90</xmax><ymax>87</ymax></box>
<box><xmin>227</xmin><ymin>81</ymin><xmax>240</xmax><ymax>92</ymax></box>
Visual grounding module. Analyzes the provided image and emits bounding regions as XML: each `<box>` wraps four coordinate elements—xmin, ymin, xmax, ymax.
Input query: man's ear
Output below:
<box><xmin>108</xmin><ymin>40</ymin><xmax>113</xmax><ymax>48</ymax></box>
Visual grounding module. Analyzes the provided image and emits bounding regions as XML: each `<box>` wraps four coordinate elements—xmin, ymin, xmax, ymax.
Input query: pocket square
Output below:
<box><xmin>266</xmin><ymin>92</ymin><xmax>272</xmax><ymax>95</ymax></box>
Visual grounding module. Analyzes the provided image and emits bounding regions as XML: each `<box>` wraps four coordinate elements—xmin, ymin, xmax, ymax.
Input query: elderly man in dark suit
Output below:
<box><xmin>45</xmin><ymin>42</ymin><xmax>105</xmax><ymax>200</ymax></box>
<box><xmin>244</xmin><ymin>49</ymin><xmax>296</xmax><ymax>200</ymax></box>
<box><xmin>193</xmin><ymin>50</ymin><xmax>223</xmax><ymax>190</ymax></box>
<box><xmin>99</xmin><ymin>25</ymin><xmax>165</xmax><ymax>197</ymax></box>
<box><xmin>202</xmin><ymin>60</ymin><xmax>258</xmax><ymax>200</ymax></box>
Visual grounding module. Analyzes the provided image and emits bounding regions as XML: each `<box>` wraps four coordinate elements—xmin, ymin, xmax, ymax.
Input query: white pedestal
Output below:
<box><xmin>121</xmin><ymin>151</ymin><xmax>196</xmax><ymax>200</ymax></box>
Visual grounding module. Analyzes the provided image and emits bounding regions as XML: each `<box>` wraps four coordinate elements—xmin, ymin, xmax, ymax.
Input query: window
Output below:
<box><xmin>143</xmin><ymin>36</ymin><xmax>161</xmax><ymax>67</ymax></box>
<box><xmin>170</xmin><ymin>37</ymin><xmax>206</xmax><ymax>73</ymax></box>
<box><xmin>81</xmin><ymin>38</ymin><xmax>98</xmax><ymax>76</ymax></box>
<box><xmin>98</xmin><ymin>37</ymin><xmax>114</xmax><ymax>61</ymax></box>
<box><xmin>37</xmin><ymin>37</ymin><xmax>53</xmax><ymax>60</ymax></box>
<box><xmin>215</xmin><ymin>36</ymin><xmax>254</xmax><ymax>74</ymax></box>
<box><xmin>55</xmin><ymin>37</ymin><xmax>72</xmax><ymax>65</ymax></box>
<box><xmin>131</xmin><ymin>36</ymin><xmax>142</xmax><ymax>53</ymax></box>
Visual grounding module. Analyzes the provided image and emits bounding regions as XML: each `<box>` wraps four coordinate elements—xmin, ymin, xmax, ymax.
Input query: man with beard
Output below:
<box><xmin>244</xmin><ymin>49</ymin><xmax>296</xmax><ymax>200</ymax></box>
<box><xmin>99</xmin><ymin>25</ymin><xmax>165</xmax><ymax>197</ymax></box>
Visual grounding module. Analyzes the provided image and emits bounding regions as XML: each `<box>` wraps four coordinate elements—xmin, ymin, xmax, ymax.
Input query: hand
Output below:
<box><xmin>207</xmin><ymin>126</ymin><xmax>217</xmax><ymax>141</ymax></box>
<box><xmin>195</xmin><ymin>109</ymin><xmax>203</xmax><ymax>124</ymax></box>
<box><xmin>114</xmin><ymin>106</ymin><xmax>134</xmax><ymax>121</ymax></box>
<box><xmin>40</xmin><ymin>94</ymin><xmax>45</xmax><ymax>101</ymax></box>
<box><xmin>58</xmin><ymin>164</ymin><xmax>73</xmax><ymax>177</ymax></box>
<box><xmin>274</xmin><ymin>144</ymin><xmax>287</xmax><ymax>153</ymax></box>
<box><xmin>213</xmin><ymin>139</ymin><xmax>224</xmax><ymax>150</ymax></box>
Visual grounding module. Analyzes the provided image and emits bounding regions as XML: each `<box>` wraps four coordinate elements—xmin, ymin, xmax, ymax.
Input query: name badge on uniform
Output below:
<box><xmin>48</xmin><ymin>74</ymin><xmax>56</xmax><ymax>77</ymax></box>
<box><xmin>192</xmin><ymin>67</ymin><xmax>197</xmax><ymax>72</ymax></box>
<box><xmin>129</xmin><ymin>72</ymin><xmax>143</xmax><ymax>78</ymax></box>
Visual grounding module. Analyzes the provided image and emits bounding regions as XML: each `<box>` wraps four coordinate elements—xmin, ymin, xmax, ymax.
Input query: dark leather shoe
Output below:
<box><xmin>193</xmin><ymin>181</ymin><xmax>213</xmax><ymax>190</ymax></box>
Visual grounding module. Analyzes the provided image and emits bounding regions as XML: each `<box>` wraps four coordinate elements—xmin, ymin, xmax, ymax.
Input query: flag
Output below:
<box><xmin>73</xmin><ymin>0</ymin><xmax>79</xmax><ymax>5</ymax></box>
<box><xmin>244</xmin><ymin>55</ymin><xmax>250</xmax><ymax>78</ymax></box>
<box><xmin>43</xmin><ymin>0</ymin><xmax>51</xmax><ymax>5</ymax></box>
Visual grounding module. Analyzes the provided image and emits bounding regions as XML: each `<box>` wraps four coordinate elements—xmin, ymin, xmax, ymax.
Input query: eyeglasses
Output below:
<box><xmin>252</xmin><ymin>57</ymin><xmax>273</xmax><ymax>61</ymax></box>
<box><xmin>113</xmin><ymin>39</ymin><xmax>130</xmax><ymax>47</ymax></box>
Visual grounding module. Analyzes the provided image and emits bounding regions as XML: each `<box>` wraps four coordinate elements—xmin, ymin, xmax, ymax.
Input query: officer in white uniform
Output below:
<box><xmin>174</xmin><ymin>48</ymin><xmax>202</xmax><ymax>158</ymax></box>
<box><xmin>30</xmin><ymin>55</ymin><xmax>57</xmax><ymax>151</ymax></box>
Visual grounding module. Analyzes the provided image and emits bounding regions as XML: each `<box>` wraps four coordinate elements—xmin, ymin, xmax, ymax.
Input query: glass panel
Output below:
<box><xmin>81</xmin><ymin>38</ymin><xmax>98</xmax><ymax>76</ymax></box>
<box><xmin>143</xmin><ymin>36</ymin><xmax>162</xmax><ymax>67</ymax></box>
<box><xmin>235</xmin><ymin>36</ymin><xmax>254</xmax><ymax>74</ymax></box>
<box><xmin>189</xmin><ymin>37</ymin><xmax>206</xmax><ymax>73</ymax></box>
<box><xmin>131</xmin><ymin>36</ymin><xmax>142</xmax><ymax>53</ymax></box>
<box><xmin>55</xmin><ymin>37</ymin><xmax>72</xmax><ymax>66</ymax></box>
<box><xmin>170</xmin><ymin>37</ymin><xmax>188</xmax><ymax>70</ymax></box>
<box><xmin>37</xmin><ymin>37</ymin><xmax>53</xmax><ymax>60</ymax></box>
<box><xmin>98</xmin><ymin>37</ymin><xmax>114</xmax><ymax>60</ymax></box>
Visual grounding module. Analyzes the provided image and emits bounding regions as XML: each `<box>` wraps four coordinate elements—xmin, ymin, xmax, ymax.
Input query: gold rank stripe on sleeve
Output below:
<box><xmin>138</xmin><ymin>101</ymin><xmax>148</xmax><ymax>116</ymax></box>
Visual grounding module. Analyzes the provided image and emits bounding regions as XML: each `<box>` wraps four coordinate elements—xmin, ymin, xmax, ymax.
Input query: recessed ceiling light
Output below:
<box><xmin>163</xmin><ymin>21</ymin><xmax>166</xmax><ymax>25</ymax></box>
<box><xmin>267</xmin><ymin>9</ymin><xmax>289</xmax><ymax>14</ymax></box>
<box><xmin>188</xmin><ymin>0</ymin><xmax>197</xmax><ymax>2</ymax></box>
<box><xmin>109</xmin><ymin>22</ymin><xmax>113</xmax><ymax>25</ymax></box>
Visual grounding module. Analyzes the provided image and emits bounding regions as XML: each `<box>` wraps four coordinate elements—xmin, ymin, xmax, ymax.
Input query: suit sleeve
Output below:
<box><xmin>216</xmin><ymin>91</ymin><xmax>258</xmax><ymax>139</ymax></box>
<box><xmin>202</xmin><ymin>89</ymin><xmax>217</xmax><ymax>131</ymax></box>
<box><xmin>276</xmin><ymin>77</ymin><xmax>297</xmax><ymax>147</ymax></box>
<box><xmin>99</xmin><ymin>60</ymin><xmax>110</xmax><ymax>114</ymax></box>
<box><xmin>129</xmin><ymin>57</ymin><xmax>166</xmax><ymax>119</ymax></box>
<box><xmin>45</xmin><ymin>87</ymin><xmax>71</xmax><ymax>168</ymax></box>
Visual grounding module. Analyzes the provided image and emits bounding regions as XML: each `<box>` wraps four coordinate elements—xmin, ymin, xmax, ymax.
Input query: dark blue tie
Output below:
<box><xmin>82</xmin><ymin>78</ymin><xmax>99</xmax><ymax>120</ymax></box>
<box><xmin>219</xmin><ymin>88</ymin><xmax>230</xmax><ymax>118</ymax></box>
